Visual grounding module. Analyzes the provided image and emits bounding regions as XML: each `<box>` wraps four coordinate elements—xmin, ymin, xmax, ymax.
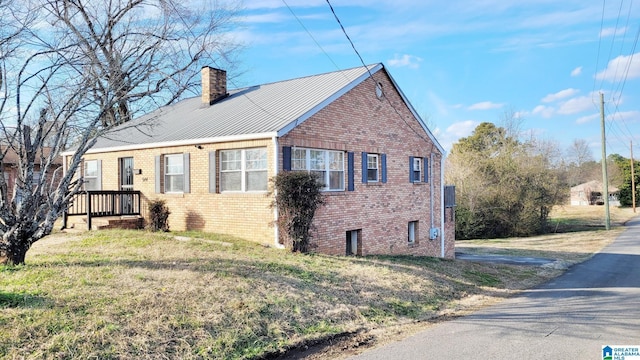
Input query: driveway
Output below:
<box><xmin>349</xmin><ymin>218</ymin><xmax>640</xmax><ymax>359</ymax></box>
<box><xmin>455</xmin><ymin>252</ymin><xmax>556</xmax><ymax>266</ymax></box>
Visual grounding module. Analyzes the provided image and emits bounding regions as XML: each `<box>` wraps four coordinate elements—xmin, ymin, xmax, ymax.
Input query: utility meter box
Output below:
<box><xmin>429</xmin><ymin>228</ymin><xmax>439</xmax><ymax>240</ymax></box>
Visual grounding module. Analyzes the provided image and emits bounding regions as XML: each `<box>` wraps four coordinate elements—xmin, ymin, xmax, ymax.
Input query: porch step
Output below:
<box><xmin>82</xmin><ymin>216</ymin><xmax>144</xmax><ymax>230</ymax></box>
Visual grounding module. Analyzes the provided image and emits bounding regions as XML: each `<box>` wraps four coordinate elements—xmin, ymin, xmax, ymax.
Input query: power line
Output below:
<box><xmin>324</xmin><ymin>0</ymin><xmax>375</xmax><ymax>80</ymax></box>
<box><xmin>324</xmin><ymin>0</ymin><xmax>437</xmax><ymax>150</ymax></box>
<box><xmin>600</xmin><ymin>0</ymin><xmax>626</xmax><ymax>92</ymax></box>
<box><xmin>166</xmin><ymin>1</ymin><xmax>293</xmax><ymax>124</ymax></box>
<box><xmin>281</xmin><ymin>0</ymin><xmax>343</xmax><ymax>74</ymax></box>
<box><xmin>608</xmin><ymin>0</ymin><xmax>635</xmax><ymax>99</ymax></box>
<box><xmin>593</xmin><ymin>0</ymin><xmax>607</xmax><ymax>100</ymax></box>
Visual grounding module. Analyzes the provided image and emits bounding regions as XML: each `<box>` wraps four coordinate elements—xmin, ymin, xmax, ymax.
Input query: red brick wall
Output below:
<box><xmin>280</xmin><ymin>70</ymin><xmax>454</xmax><ymax>258</ymax></box>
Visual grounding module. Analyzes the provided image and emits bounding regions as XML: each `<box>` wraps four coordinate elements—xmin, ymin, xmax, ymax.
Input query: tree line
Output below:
<box><xmin>446</xmin><ymin>117</ymin><xmax>636</xmax><ymax>240</ymax></box>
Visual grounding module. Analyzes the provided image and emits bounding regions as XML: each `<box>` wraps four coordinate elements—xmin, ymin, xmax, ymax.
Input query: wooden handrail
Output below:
<box><xmin>62</xmin><ymin>190</ymin><xmax>142</xmax><ymax>230</ymax></box>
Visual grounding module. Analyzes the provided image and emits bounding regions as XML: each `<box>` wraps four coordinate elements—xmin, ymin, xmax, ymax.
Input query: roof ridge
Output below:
<box><xmin>228</xmin><ymin>63</ymin><xmax>381</xmax><ymax>92</ymax></box>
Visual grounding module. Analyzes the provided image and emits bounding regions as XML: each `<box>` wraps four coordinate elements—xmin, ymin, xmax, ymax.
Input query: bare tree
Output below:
<box><xmin>0</xmin><ymin>0</ymin><xmax>241</xmax><ymax>265</ymax></box>
<box><xmin>566</xmin><ymin>139</ymin><xmax>594</xmax><ymax>167</ymax></box>
<box><xmin>565</xmin><ymin>139</ymin><xmax>595</xmax><ymax>186</ymax></box>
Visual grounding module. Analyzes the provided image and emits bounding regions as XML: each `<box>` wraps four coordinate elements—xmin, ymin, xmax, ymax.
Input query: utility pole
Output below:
<box><xmin>600</xmin><ymin>92</ymin><xmax>611</xmax><ymax>230</ymax></box>
<box><xmin>632</xmin><ymin>141</ymin><xmax>636</xmax><ymax>213</ymax></box>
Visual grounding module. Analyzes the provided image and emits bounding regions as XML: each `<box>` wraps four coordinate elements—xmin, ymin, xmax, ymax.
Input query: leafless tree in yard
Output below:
<box><xmin>0</xmin><ymin>0</ymin><xmax>242</xmax><ymax>265</ymax></box>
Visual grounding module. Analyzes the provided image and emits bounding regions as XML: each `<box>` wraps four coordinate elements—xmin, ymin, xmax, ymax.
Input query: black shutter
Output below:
<box><xmin>361</xmin><ymin>152</ymin><xmax>368</xmax><ymax>183</ymax></box>
<box><xmin>283</xmin><ymin>146</ymin><xmax>292</xmax><ymax>171</ymax></box>
<box><xmin>381</xmin><ymin>154</ymin><xmax>387</xmax><ymax>183</ymax></box>
<box><xmin>348</xmin><ymin>152</ymin><xmax>354</xmax><ymax>191</ymax></box>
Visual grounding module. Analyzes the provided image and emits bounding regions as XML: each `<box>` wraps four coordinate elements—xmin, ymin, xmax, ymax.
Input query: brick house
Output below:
<box><xmin>1</xmin><ymin>145</ymin><xmax>62</xmax><ymax>203</ymax></box>
<box><xmin>570</xmin><ymin>180</ymin><xmax>620</xmax><ymax>206</ymax></box>
<box><xmin>63</xmin><ymin>64</ymin><xmax>455</xmax><ymax>258</ymax></box>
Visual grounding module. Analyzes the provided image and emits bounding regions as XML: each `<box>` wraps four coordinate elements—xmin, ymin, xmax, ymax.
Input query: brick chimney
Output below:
<box><xmin>201</xmin><ymin>66</ymin><xmax>227</xmax><ymax>105</ymax></box>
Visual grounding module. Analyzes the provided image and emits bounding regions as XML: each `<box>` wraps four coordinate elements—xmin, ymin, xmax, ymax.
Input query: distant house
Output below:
<box><xmin>570</xmin><ymin>180</ymin><xmax>620</xmax><ymax>206</ymax></box>
<box><xmin>1</xmin><ymin>145</ymin><xmax>62</xmax><ymax>203</ymax></box>
<box><xmin>63</xmin><ymin>64</ymin><xmax>455</xmax><ymax>258</ymax></box>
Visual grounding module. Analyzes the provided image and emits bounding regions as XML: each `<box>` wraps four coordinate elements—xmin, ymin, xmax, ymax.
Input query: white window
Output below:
<box><xmin>367</xmin><ymin>154</ymin><xmax>379</xmax><ymax>182</ymax></box>
<box><xmin>164</xmin><ymin>154</ymin><xmax>184</xmax><ymax>193</ymax></box>
<box><xmin>408</xmin><ymin>221</ymin><xmax>418</xmax><ymax>244</ymax></box>
<box><xmin>412</xmin><ymin>157</ymin><xmax>422</xmax><ymax>183</ymax></box>
<box><xmin>292</xmin><ymin>148</ymin><xmax>344</xmax><ymax>191</ymax></box>
<box><xmin>84</xmin><ymin>160</ymin><xmax>100</xmax><ymax>190</ymax></box>
<box><xmin>220</xmin><ymin>148</ymin><xmax>268</xmax><ymax>192</ymax></box>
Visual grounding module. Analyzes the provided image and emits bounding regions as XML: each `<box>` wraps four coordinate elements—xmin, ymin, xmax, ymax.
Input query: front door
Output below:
<box><xmin>119</xmin><ymin>157</ymin><xmax>134</xmax><ymax>213</ymax></box>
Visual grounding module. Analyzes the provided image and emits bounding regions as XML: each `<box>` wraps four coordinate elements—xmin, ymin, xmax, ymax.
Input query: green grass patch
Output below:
<box><xmin>463</xmin><ymin>269</ymin><xmax>502</xmax><ymax>287</ymax></box>
<box><xmin>0</xmin><ymin>291</ymin><xmax>47</xmax><ymax>308</ymax></box>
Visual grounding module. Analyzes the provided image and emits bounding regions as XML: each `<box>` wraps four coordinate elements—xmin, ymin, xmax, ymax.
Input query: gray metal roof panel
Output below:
<box><xmin>90</xmin><ymin>65</ymin><xmax>378</xmax><ymax>150</ymax></box>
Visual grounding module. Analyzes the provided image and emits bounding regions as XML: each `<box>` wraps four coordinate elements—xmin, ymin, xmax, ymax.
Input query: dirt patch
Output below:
<box><xmin>272</xmin><ymin>294</ymin><xmax>510</xmax><ymax>359</ymax></box>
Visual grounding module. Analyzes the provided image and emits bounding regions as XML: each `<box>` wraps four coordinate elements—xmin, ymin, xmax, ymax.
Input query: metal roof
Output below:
<box><xmin>87</xmin><ymin>64</ymin><xmax>383</xmax><ymax>152</ymax></box>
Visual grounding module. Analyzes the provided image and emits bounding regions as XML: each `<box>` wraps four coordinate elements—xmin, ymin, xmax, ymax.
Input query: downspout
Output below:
<box><xmin>440</xmin><ymin>153</ymin><xmax>446</xmax><ymax>258</ymax></box>
<box><xmin>430</xmin><ymin>153</ymin><xmax>434</xmax><ymax>231</ymax></box>
<box><xmin>272</xmin><ymin>136</ymin><xmax>284</xmax><ymax>248</ymax></box>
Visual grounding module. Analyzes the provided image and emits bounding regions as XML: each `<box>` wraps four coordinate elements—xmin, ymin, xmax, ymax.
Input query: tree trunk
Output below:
<box><xmin>2</xmin><ymin>242</ymin><xmax>28</xmax><ymax>265</ymax></box>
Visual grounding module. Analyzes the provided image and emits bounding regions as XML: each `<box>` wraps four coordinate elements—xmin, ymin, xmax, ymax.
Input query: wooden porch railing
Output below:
<box><xmin>62</xmin><ymin>190</ymin><xmax>142</xmax><ymax>230</ymax></box>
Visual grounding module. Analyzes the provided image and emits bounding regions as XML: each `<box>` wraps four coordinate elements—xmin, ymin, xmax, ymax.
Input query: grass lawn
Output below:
<box><xmin>1</xmin><ymin>206</ymin><xmax>637</xmax><ymax>359</ymax></box>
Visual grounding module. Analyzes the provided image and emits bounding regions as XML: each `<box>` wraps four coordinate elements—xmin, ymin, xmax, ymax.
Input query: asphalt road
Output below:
<box><xmin>349</xmin><ymin>217</ymin><xmax>640</xmax><ymax>360</ymax></box>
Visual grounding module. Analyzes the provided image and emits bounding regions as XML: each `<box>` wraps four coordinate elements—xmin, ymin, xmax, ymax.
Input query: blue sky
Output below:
<box><xmin>230</xmin><ymin>0</ymin><xmax>640</xmax><ymax>159</ymax></box>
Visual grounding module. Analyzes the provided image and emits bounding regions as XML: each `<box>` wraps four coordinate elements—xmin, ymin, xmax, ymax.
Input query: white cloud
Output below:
<box><xmin>387</xmin><ymin>54</ymin><xmax>423</xmax><ymax>69</ymax></box>
<box><xmin>600</xmin><ymin>26</ymin><xmax>627</xmax><ymax>38</ymax></box>
<box><xmin>541</xmin><ymin>88</ymin><xmax>579</xmax><ymax>103</ymax></box>
<box><xmin>571</xmin><ymin>66</ymin><xmax>582</xmax><ymax>77</ymax></box>
<box><xmin>241</xmin><ymin>13</ymin><xmax>290</xmax><ymax>24</ymax></box>
<box><xmin>532</xmin><ymin>105</ymin><xmax>555</xmax><ymax>118</ymax></box>
<box><xmin>468</xmin><ymin>101</ymin><xmax>503</xmax><ymax>110</ymax></box>
<box><xmin>447</xmin><ymin>120</ymin><xmax>479</xmax><ymax>137</ymax></box>
<box><xmin>557</xmin><ymin>96</ymin><xmax>596</xmax><ymax>115</ymax></box>
<box><xmin>595</xmin><ymin>52</ymin><xmax>640</xmax><ymax>81</ymax></box>
<box><xmin>609</xmin><ymin>110</ymin><xmax>640</xmax><ymax>123</ymax></box>
<box><xmin>576</xmin><ymin>113</ymin><xmax>599</xmax><ymax>124</ymax></box>
<box><xmin>437</xmin><ymin>120</ymin><xmax>480</xmax><ymax>151</ymax></box>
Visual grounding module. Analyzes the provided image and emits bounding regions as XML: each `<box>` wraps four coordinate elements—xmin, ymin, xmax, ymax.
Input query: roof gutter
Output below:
<box><xmin>61</xmin><ymin>132</ymin><xmax>278</xmax><ymax>156</ymax></box>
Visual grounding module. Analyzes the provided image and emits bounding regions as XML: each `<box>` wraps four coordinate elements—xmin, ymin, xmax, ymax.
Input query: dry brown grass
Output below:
<box><xmin>549</xmin><ymin>204</ymin><xmax>637</xmax><ymax>229</ymax></box>
<box><xmin>457</xmin><ymin>206</ymin><xmax>638</xmax><ymax>263</ymax></box>
<box><xmin>2</xmin><ymin>207</ymin><xmax>637</xmax><ymax>359</ymax></box>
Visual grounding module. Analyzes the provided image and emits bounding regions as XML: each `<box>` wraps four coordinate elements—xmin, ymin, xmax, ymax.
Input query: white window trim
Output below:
<box><xmin>164</xmin><ymin>154</ymin><xmax>184</xmax><ymax>193</ymax></box>
<box><xmin>408</xmin><ymin>221</ymin><xmax>418</xmax><ymax>244</ymax></box>
<box><xmin>220</xmin><ymin>148</ymin><xmax>268</xmax><ymax>193</ymax></box>
<box><xmin>83</xmin><ymin>160</ymin><xmax>100</xmax><ymax>191</ymax></box>
<box><xmin>367</xmin><ymin>153</ymin><xmax>379</xmax><ymax>183</ymax></box>
<box><xmin>413</xmin><ymin>157</ymin><xmax>422</xmax><ymax>183</ymax></box>
<box><xmin>292</xmin><ymin>147</ymin><xmax>345</xmax><ymax>191</ymax></box>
